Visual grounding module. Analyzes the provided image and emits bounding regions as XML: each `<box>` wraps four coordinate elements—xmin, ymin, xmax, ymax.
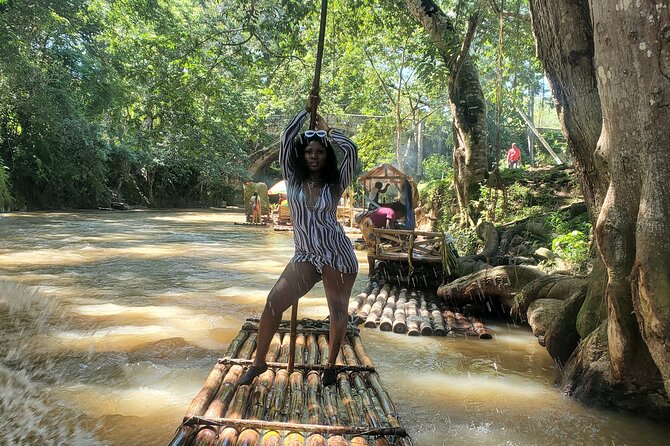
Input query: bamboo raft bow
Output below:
<box><xmin>169</xmin><ymin>319</ymin><xmax>412</xmax><ymax>446</ymax></box>
<box><xmin>349</xmin><ymin>282</ymin><xmax>495</xmax><ymax>339</ymax></box>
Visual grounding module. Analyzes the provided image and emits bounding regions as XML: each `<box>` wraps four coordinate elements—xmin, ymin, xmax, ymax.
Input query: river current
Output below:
<box><xmin>0</xmin><ymin>209</ymin><xmax>668</xmax><ymax>445</ymax></box>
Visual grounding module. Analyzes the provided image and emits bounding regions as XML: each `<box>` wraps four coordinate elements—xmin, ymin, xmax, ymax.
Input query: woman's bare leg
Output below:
<box><xmin>250</xmin><ymin>261</ymin><xmax>321</xmax><ymax>368</ymax></box>
<box><xmin>322</xmin><ymin>266</ymin><xmax>357</xmax><ymax>367</ymax></box>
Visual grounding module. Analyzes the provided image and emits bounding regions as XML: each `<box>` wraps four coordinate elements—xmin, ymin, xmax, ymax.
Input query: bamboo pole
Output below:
<box><xmin>352</xmin><ymin>332</ymin><xmax>399</xmax><ymax>428</ymax></box>
<box><xmin>405</xmin><ymin>292</ymin><xmax>420</xmax><ymax>336</ymax></box>
<box><xmin>430</xmin><ymin>304</ymin><xmax>446</xmax><ymax>336</ymax></box>
<box><xmin>267</xmin><ymin>334</ymin><xmax>290</xmax><ymax>420</ymax></box>
<box><xmin>235</xmin><ymin>429</ymin><xmax>259</xmax><ymax>446</ymax></box>
<box><xmin>217</xmin><ymin>427</ymin><xmax>238</xmax><ymax>446</ymax></box>
<box><xmin>366</xmin><ymin>374</ymin><xmax>400</xmax><ymax>427</ymax></box>
<box><xmin>378</xmin><ymin>286</ymin><xmax>398</xmax><ymax>331</ymax></box>
<box><xmin>186</xmin><ymin>417</ymin><xmax>407</xmax><ymax>436</ymax></box>
<box><xmin>337</xmin><ymin>366</ymin><xmax>358</xmax><ymax>425</ymax></box>
<box><xmin>288</xmin><ymin>303</ymin><xmax>299</xmax><ymax>373</ymax></box>
<box><xmin>365</xmin><ymin>284</ymin><xmax>390</xmax><ymax>328</ymax></box>
<box><xmin>306</xmin><ymin>333</ymin><xmax>323</xmax><ymax>426</ymax></box>
<box><xmin>418</xmin><ymin>293</ymin><xmax>433</xmax><ymax>336</ymax></box>
<box><xmin>454</xmin><ymin>312</ymin><xmax>474</xmax><ymax>335</ymax></box>
<box><xmin>169</xmin><ymin>330</ymin><xmax>251</xmax><ymax>446</ymax></box>
<box><xmin>285</xmin><ymin>432</ymin><xmax>305</xmax><ymax>446</ymax></box>
<box><xmin>349</xmin><ymin>283</ymin><xmax>374</xmax><ymax>318</ymax></box>
<box><xmin>306</xmin><ymin>433</ymin><xmax>328</xmax><ymax>446</ymax></box>
<box><xmin>351</xmin><ymin>373</ymin><xmax>383</xmax><ymax>428</ymax></box>
<box><xmin>193</xmin><ymin>333</ymin><xmax>258</xmax><ymax>446</ymax></box>
<box><xmin>261</xmin><ymin>430</ymin><xmax>281</xmax><ymax>446</ymax></box>
<box><xmin>248</xmin><ymin>333</ymin><xmax>282</xmax><ymax>420</ymax></box>
<box><xmin>322</xmin><ymin>381</ymin><xmax>340</xmax><ymax>426</ymax></box>
<box><xmin>515</xmin><ymin>106</ymin><xmax>563</xmax><ymax>165</ymax></box>
<box><xmin>307</xmin><ymin>370</ymin><xmax>322</xmax><ymax>424</ymax></box>
<box><xmin>358</xmin><ymin>286</ymin><xmax>379</xmax><ymax>320</ymax></box>
<box><xmin>219</xmin><ymin>358</ymin><xmax>374</xmax><ymax>373</ymax></box>
<box><xmin>294</xmin><ymin>333</ymin><xmax>306</xmax><ymax>366</ymax></box>
<box><xmin>217</xmin><ymin>374</ymin><xmax>253</xmax><ymax>445</ymax></box>
<box><xmin>186</xmin><ymin>330</ymin><xmax>250</xmax><ymax>416</ymax></box>
<box><xmin>471</xmin><ymin>317</ymin><xmax>494</xmax><ymax>339</ymax></box>
<box><xmin>443</xmin><ymin>310</ymin><xmax>456</xmax><ymax>334</ymax></box>
<box><xmin>307</xmin><ymin>333</ymin><xmax>319</xmax><ymax>365</ymax></box>
<box><xmin>392</xmin><ymin>288</ymin><xmax>407</xmax><ymax>334</ymax></box>
<box><xmin>342</xmin><ymin>344</ymin><xmax>383</xmax><ymax>429</ymax></box>
<box><xmin>288</xmin><ymin>370</ymin><xmax>305</xmax><ymax>423</ymax></box>
<box><xmin>243</xmin><ymin>319</ymin><xmax>360</xmax><ymax>336</ymax></box>
<box><xmin>442</xmin><ymin>311</ymin><xmax>472</xmax><ymax>336</ymax></box>
<box><xmin>318</xmin><ymin>333</ymin><xmax>330</xmax><ymax>365</ymax></box>
<box><xmin>350</xmin><ymin>334</ymin><xmax>375</xmax><ymax>369</ymax></box>
<box><xmin>306</xmin><ymin>332</ymin><xmax>325</xmax><ymax>440</ymax></box>
<box><xmin>318</xmin><ymin>333</ymin><xmax>342</xmax><ymax>427</ymax></box>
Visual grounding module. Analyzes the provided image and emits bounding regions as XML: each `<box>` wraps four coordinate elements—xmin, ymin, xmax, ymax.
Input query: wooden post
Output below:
<box><xmin>309</xmin><ymin>0</ymin><xmax>329</xmax><ymax>129</ymax></box>
<box><xmin>515</xmin><ymin>106</ymin><xmax>563</xmax><ymax>165</ymax></box>
<box><xmin>288</xmin><ymin>303</ymin><xmax>299</xmax><ymax>373</ymax></box>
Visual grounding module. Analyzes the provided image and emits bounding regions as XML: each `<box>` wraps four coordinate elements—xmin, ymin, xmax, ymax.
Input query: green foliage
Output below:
<box><xmin>0</xmin><ymin>0</ymin><xmax>548</xmax><ymax>210</ymax></box>
<box><xmin>0</xmin><ymin>0</ymin><xmax>111</xmax><ymax>209</ymax></box>
<box><xmin>418</xmin><ymin>165</ymin><xmax>455</xmax><ymax>233</ymax></box>
<box><xmin>545</xmin><ymin>211</ymin><xmax>591</xmax><ymax>271</ymax></box>
<box><xmin>451</xmin><ymin>226</ymin><xmax>481</xmax><ymax>256</ymax></box>
<box><xmin>0</xmin><ymin>162</ymin><xmax>11</xmax><ymax>210</ymax></box>
<box><xmin>421</xmin><ymin>153</ymin><xmax>451</xmax><ymax>181</ymax></box>
<box><xmin>355</xmin><ymin>119</ymin><xmax>396</xmax><ymax>171</ymax></box>
<box><xmin>551</xmin><ymin>230</ymin><xmax>590</xmax><ymax>270</ymax></box>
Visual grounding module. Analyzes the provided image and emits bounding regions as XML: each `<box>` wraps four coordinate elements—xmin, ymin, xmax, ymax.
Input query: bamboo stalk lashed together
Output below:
<box><xmin>365</xmin><ymin>284</ymin><xmax>390</xmax><ymax>328</ymax></box>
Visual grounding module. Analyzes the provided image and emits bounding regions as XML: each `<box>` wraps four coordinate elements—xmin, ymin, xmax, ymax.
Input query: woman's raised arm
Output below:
<box><xmin>279</xmin><ymin>110</ymin><xmax>308</xmax><ymax>182</ymax></box>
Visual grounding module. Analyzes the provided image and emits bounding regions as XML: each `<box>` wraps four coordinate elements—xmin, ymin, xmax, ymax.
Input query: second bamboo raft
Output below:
<box><xmin>169</xmin><ymin>319</ymin><xmax>412</xmax><ymax>446</ymax></box>
<box><xmin>349</xmin><ymin>282</ymin><xmax>495</xmax><ymax>338</ymax></box>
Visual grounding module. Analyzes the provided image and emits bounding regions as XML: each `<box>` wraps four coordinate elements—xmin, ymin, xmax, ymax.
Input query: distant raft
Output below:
<box><xmin>234</xmin><ymin>222</ymin><xmax>269</xmax><ymax>226</ymax></box>
<box><xmin>349</xmin><ymin>282</ymin><xmax>495</xmax><ymax>339</ymax></box>
<box><xmin>169</xmin><ymin>319</ymin><xmax>413</xmax><ymax>446</ymax></box>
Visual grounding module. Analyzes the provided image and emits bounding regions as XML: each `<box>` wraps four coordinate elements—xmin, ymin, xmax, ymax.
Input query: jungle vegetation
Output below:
<box><xmin>1</xmin><ymin>0</ymin><xmax>668</xmax><ymax>421</ymax></box>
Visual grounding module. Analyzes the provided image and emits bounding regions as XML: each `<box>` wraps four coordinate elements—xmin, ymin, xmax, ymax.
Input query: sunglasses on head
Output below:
<box><xmin>304</xmin><ymin>129</ymin><xmax>328</xmax><ymax>142</ymax></box>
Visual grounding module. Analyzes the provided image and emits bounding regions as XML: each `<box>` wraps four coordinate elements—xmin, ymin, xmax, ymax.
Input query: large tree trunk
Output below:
<box><xmin>403</xmin><ymin>0</ymin><xmax>487</xmax><ymax>226</ymax></box>
<box><xmin>529</xmin><ymin>0</ymin><xmax>607</xmax><ymax>221</ymax></box>
<box><xmin>591</xmin><ymin>0</ymin><xmax>670</xmax><ymax>397</ymax></box>
<box><xmin>530</xmin><ymin>0</ymin><xmax>670</xmax><ymax>416</ymax></box>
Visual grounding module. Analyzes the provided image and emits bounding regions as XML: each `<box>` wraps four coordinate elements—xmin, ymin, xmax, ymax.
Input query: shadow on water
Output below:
<box><xmin>0</xmin><ymin>209</ymin><xmax>669</xmax><ymax>445</ymax></box>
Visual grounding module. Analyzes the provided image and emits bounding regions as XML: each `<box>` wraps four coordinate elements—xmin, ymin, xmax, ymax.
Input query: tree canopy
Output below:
<box><xmin>0</xmin><ymin>0</ymin><xmax>545</xmax><ymax>209</ymax></box>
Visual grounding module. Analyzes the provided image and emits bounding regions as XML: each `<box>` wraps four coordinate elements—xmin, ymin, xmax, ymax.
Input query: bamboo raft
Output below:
<box><xmin>273</xmin><ymin>226</ymin><xmax>294</xmax><ymax>232</ymax></box>
<box><xmin>169</xmin><ymin>319</ymin><xmax>412</xmax><ymax>446</ymax></box>
<box><xmin>234</xmin><ymin>222</ymin><xmax>269</xmax><ymax>227</ymax></box>
<box><xmin>349</xmin><ymin>283</ymin><xmax>495</xmax><ymax>339</ymax></box>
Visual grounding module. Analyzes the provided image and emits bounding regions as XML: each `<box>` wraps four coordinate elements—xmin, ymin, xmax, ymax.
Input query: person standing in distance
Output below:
<box><xmin>368</xmin><ymin>181</ymin><xmax>389</xmax><ymax>209</ymax></box>
<box><xmin>507</xmin><ymin>143</ymin><xmax>521</xmax><ymax>169</ymax></box>
<box><xmin>250</xmin><ymin>192</ymin><xmax>262</xmax><ymax>223</ymax></box>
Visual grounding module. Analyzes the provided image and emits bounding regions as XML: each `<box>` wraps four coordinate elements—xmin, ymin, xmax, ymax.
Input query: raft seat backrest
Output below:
<box><xmin>372</xmin><ymin>229</ymin><xmax>444</xmax><ymax>264</ymax></box>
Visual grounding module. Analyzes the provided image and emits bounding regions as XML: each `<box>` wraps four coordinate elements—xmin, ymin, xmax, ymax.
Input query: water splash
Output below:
<box><xmin>0</xmin><ymin>280</ymin><xmax>103</xmax><ymax>445</ymax></box>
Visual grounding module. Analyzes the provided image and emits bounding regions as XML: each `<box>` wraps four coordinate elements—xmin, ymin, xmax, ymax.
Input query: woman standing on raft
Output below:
<box><xmin>238</xmin><ymin>95</ymin><xmax>359</xmax><ymax>386</ymax></box>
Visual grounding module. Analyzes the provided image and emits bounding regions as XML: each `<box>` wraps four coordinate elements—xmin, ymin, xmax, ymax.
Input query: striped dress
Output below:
<box><xmin>280</xmin><ymin>110</ymin><xmax>359</xmax><ymax>274</ymax></box>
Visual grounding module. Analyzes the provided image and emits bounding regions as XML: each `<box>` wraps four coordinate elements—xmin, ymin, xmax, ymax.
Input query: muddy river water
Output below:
<box><xmin>0</xmin><ymin>210</ymin><xmax>668</xmax><ymax>445</ymax></box>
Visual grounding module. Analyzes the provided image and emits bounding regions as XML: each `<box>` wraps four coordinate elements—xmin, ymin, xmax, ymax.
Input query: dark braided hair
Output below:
<box><xmin>293</xmin><ymin>134</ymin><xmax>341</xmax><ymax>199</ymax></box>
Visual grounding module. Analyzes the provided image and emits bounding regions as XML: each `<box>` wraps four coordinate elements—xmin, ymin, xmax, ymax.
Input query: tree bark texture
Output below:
<box><xmin>528</xmin><ymin>0</ymin><xmax>608</xmax><ymax>221</ymax></box>
<box><xmin>530</xmin><ymin>0</ymin><xmax>670</xmax><ymax>415</ymax></box>
<box><xmin>591</xmin><ymin>0</ymin><xmax>670</xmax><ymax>397</ymax></box>
<box><xmin>403</xmin><ymin>0</ymin><xmax>488</xmax><ymax>226</ymax></box>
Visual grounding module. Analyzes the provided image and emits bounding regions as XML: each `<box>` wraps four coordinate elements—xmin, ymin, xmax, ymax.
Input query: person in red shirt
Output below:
<box><xmin>360</xmin><ymin>203</ymin><xmax>407</xmax><ymax>277</ymax></box>
<box><xmin>507</xmin><ymin>143</ymin><xmax>521</xmax><ymax>169</ymax></box>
